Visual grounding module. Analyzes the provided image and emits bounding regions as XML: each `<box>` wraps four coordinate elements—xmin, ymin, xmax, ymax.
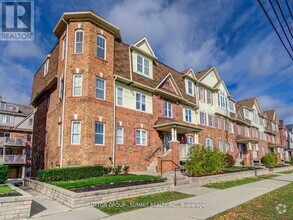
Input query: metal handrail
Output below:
<box><xmin>160</xmin><ymin>159</ymin><xmax>182</xmax><ymax>186</ymax></box>
<box><xmin>145</xmin><ymin>146</ymin><xmax>161</xmax><ymax>161</ymax></box>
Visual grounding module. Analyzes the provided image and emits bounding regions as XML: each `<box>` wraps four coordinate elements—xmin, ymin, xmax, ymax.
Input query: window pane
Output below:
<box><xmin>136</xmin><ymin>130</ymin><xmax>141</xmax><ymax>145</ymax></box>
<box><xmin>97</xmin><ymin>36</ymin><xmax>105</xmax><ymax>59</ymax></box>
<box><xmin>137</xmin><ymin>56</ymin><xmax>143</xmax><ymax>73</ymax></box>
<box><xmin>144</xmin><ymin>59</ymin><xmax>149</xmax><ymax>75</ymax></box>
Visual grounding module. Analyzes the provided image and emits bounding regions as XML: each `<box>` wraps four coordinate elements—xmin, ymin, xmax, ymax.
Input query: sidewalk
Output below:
<box><xmin>103</xmin><ymin>174</ymin><xmax>293</xmax><ymax>220</ymax></box>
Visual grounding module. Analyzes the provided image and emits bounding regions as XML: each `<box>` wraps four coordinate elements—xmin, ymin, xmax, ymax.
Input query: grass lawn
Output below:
<box><xmin>209</xmin><ymin>182</ymin><xmax>293</xmax><ymax>220</ymax></box>
<box><xmin>203</xmin><ymin>174</ymin><xmax>279</xmax><ymax>190</ymax></box>
<box><xmin>97</xmin><ymin>191</ymin><xmax>193</xmax><ymax>215</ymax></box>
<box><xmin>275</xmin><ymin>163</ymin><xmax>290</xmax><ymax>168</ymax></box>
<box><xmin>224</xmin><ymin>166</ymin><xmax>255</xmax><ymax>172</ymax></box>
<box><xmin>277</xmin><ymin>170</ymin><xmax>293</xmax><ymax>174</ymax></box>
<box><xmin>50</xmin><ymin>175</ymin><xmax>162</xmax><ymax>190</ymax></box>
<box><xmin>0</xmin><ymin>185</ymin><xmax>16</xmax><ymax>195</ymax></box>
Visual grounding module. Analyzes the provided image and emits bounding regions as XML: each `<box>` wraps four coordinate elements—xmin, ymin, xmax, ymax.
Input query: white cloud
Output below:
<box><xmin>1</xmin><ymin>42</ymin><xmax>44</xmax><ymax>60</ymax></box>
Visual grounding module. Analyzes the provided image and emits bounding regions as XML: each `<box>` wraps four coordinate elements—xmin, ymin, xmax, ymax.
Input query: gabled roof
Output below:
<box><xmin>182</xmin><ymin>67</ymin><xmax>196</xmax><ymax>79</ymax></box>
<box><xmin>194</xmin><ymin>67</ymin><xmax>213</xmax><ymax>80</ymax></box>
<box><xmin>238</xmin><ymin>97</ymin><xmax>256</xmax><ymax>109</ymax></box>
<box><xmin>132</xmin><ymin>37</ymin><xmax>157</xmax><ymax>59</ymax></box>
<box><xmin>156</xmin><ymin>73</ymin><xmax>183</xmax><ymax>98</ymax></box>
<box><xmin>264</xmin><ymin>110</ymin><xmax>275</xmax><ymax>121</ymax></box>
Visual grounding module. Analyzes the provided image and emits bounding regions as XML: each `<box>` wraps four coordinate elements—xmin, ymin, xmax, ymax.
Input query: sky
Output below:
<box><xmin>0</xmin><ymin>0</ymin><xmax>292</xmax><ymax>123</ymax></box>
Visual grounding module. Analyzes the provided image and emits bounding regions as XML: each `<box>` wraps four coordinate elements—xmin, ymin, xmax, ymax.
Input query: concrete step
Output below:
<box><xmin>175</xmin><ymin>179</ymin><xmax>190</xmax><ymax>186</ymax></box>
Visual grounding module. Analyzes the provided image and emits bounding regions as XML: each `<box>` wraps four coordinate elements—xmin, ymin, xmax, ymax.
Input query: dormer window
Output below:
<box><xmin>244</xmin><ymin>109</ymin><xmax>250</xmax><ymax>119</ymax></box>
<box><xmin>44</xmin><ymin>59</ymin><xmax>49</xmax><ymax>77</ymax></box>
<box><xmin>185</xmin><ymin>79</ymin><xmax>194</xmax><ymax>96</ymax></box>
<box><xmin>217</xmin><ymin>91</ymin><xmax>227</xmax><ymax>109</ymax></box>
<box><xmin>229</xmin><ymin>101</ymin><xmax>235</xmax><ymax>112</ymax></box>
<box><xmin>136</xmin><ymin>54</ymin><xmax>150</xmax><ymax>77</ymax></box>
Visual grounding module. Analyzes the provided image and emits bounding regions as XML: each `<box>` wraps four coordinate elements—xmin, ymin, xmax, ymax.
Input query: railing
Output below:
<box><xmin>160</xmin><ymin>160</ymin><xmax>183</xmax><ymax>186</ymax></box>
<box><xmin>0</xmin><ymin>137</ymin><xmax>27</xmax><ymax>146</ymax></box>
<box><xmin>145</xmin><ymin>146</ymin><xmax>161</xmax><ymax>161</ymax></box>
<box><xmin>0</xmin><ymin>155</ymin><xmax>26</xmax><ymax>164</ymax></box>
<box><xmin>179</xmin><ymin>144</ymin><xmax>191</xmax><ymax>160</ymax></box>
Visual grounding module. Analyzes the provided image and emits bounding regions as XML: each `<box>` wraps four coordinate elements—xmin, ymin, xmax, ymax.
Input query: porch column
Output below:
<box><xmin>21</xmin><ymin>166</ymin><xmax>25</xmax><ymax>179</ymax></box>
<box><xmin>171</xmin><ymin>128</ymin><xmax>177</xmax><ymax>141</ymax></box>
<box><xmin>193</xmin><ymin>132</ymin><xmax>199</xmax><ymax>144</ymax></box>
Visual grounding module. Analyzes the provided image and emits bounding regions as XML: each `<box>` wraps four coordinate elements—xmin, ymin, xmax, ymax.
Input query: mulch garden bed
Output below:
<box><xmin>0</xmin><ymin>192</ymin><xmax>22</xmax><ymax>197</ymax></box>
<box><xmin>72</xmin><ymin>179</ymin><xmax>165</xmax><ymax>193</ymax></box>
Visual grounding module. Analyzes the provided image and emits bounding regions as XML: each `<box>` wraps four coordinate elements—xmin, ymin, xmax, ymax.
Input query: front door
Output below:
<box><xmin>238</xmin><ymin>144</ymin><xmax>243</xmax><ymax>158</ymax></box>
<box><xmin>163</xmin><ymin>133</ymin><xmax>171</xmax><ymax>152</ymax></box>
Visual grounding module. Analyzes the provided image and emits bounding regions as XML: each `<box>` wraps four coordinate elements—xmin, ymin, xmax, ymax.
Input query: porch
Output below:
<box><xmin>235</xmin><ymin>135</ymin><xmax>260</xmax><ymax>166</ymax></box>
<box><xmin>0</xmin><ymin>137</ymin><xmax>27</xmax><ymax>147</ymax></box>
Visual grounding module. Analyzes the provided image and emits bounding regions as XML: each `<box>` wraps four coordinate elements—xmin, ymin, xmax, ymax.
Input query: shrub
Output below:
<box><xmin>290</xmin><ymin>157</ymin><xmax>293</xmax><ymax>166</ymax></box>
<box><xmin>103</xmin><ymin>166</ymin><xmax>113</xmax><ymax>175</ymax></box>
<box><xmin>185</xmin><ymin>145</ymin><xmax>227</xmax><ymax>177</ymax></box>
<box><xmin>113</xmin><ymin>166</ymin><xmax>122</xmax><ymax>175</ymax></box>
<box><xmin>225</xmin><ymin>154</ymin><xmax>236</xmax><ymax>167</ymax></box>
<box><xmin>123</xmin><ymin>165</ymin><xmax>130</xmax><ymax>174</ymax></box>
<box><xmin>0</xmin><ymin>165</ymin><xmax>8</xmax><ymax>184</ymax></box>
<box><xmin>37</xmin><ymin>165</ymin><xmax>104</xmax><ymax>182</ymax></box>
<box><xmin>261</xmin><ymin>153</ymin><xmax>278</xmax><ymax>168</ymax></box>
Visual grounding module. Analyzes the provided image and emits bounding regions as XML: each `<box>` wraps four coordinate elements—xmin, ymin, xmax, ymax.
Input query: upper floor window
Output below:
<box><xmin>29</xmin><ymin>118</ymin><xmax>33</xmax><ymax>126</ymax></box>
<box><xmin>228</xmin><ymin>120</ymin><xmax>234</xmax><ymax>133</ymax></box>
<box><xmin>58</xmin><ymin>123</ymin><xmax>62</xmax><ymax>146</ymax></box>
<box><xmin>62</xmin><ymin>36</ymin><xmax>66</xmax><ymax>60</ymax></box>
<box><xmin>164</xmin><ymin>101</ymin><xmax>172</xmax><ymax>118</ymax></box>
<box><xmin>75</xmin><ymin>30</ymin><xmax>84</xmax><ymax>54</ymax></box>
<box><xmin>136</xmin><ymin>54</ymin><xmax>150</xmax><ymax>76</ymax></box>
<box><xmin>237</xmin><ymin>125</ymin><xmax>242</xmax><ymax>135</ymax></box>
<box><xmin>71</xmin><ymin>121</ymin><xmax>81</xmax><ymax>145</ymax></box>
<box><xmin>218</xmin><ymin>140</ymin><xmax>223</xmax><ymax>151</ymax></box>
<box><xmin>73</xmin><ymin>74</ymin><xmax>82</xmax><ymax>96</ymax></box>
<box><xmin>136</xmin><ymin>93</ymin><xmax>146</xmax><ymax>112</ymax></box>
<box><xmin>117</xmin><ymin>126</ymin><xmax>124</xmax><ymax>144</ymax></box>
<box><xmin>223</xmin><ymin>118</ymin><xmax>227</xmax><ymax>130</ymax></box>
<box><xmin>96</xmin><ymin>78</ymin><xmax>105</xmax><ymax>100</ymax></box>
<box><xmin>217</xmin><ymin>117</ymin><xmax>222</xmax><ymax>129</ymax></box>
<box><xmin>44</xmin><ymin>59</ymin><xmax>49</xmax><ymax>77</ymax></box>
<box><xmin>253</xmin><ymin>110</ymin><xmax>259</xmax><ymax>124</ymax></box>
<box><xmin>59</xmin><ymin>77</ymin><xmax>64</xmax><ymax>100</ymax></box>
<box><xmin>244</xmin><ymin>109</ymin><xmax>250</xmax><ymax>119</ymax></box>
<box><xmin>207</xmin><ymin>91</ymin><xmax>212</xmax><ymax>104</ymax></box>
<box><xmin>97</xmin><ymin>35</ymin><xmax>106</xmax><ymax>59</ymax></box>
<box><xmin>245</xmin><ymin>127</ymin><xmax>250</xmax><ymax>137</ymax></box>
<box><xmin>272</xmin><ymin>123</ymin><xmax>276</xmax><ymax>131</ymax></box>
<box><xmin>95</xmin><ymin>122</ymin><xmax>105</xmax><ymax>145</ymax></box>
<box><xmin>116</xmin><ymin>87</ymin><xmax>123</xmax><ymax>106</ymax></box>
<box><xmin>200</xmin><ymin>112</ymin><xmax>206</xmax><ymax>125</ymax></box>
<box><xmin>218</xmin><ymin>91</ymin><xmax>227</xmax><ymax>109</ymax></box>
<box><xmin>229</xmin><ymin>101</ymin><xmax>235</xmax><ymax>112</ymax></box>
<box><xmin>0</xmin><ymin>114</ymin><xmax>11</xmax><ymax>124</ymax></box>
<box><xmin>136</xmin><ymin>129</ymin><xmax>147</xmax><ymax>146</ymax></box>
<box><xmin>186</xmin><ymin>80</ymin><xmax>194</xmax><ymax>96</ymax></box>
<box><xmin>205</xmin><ymin>138</ymin><xmax>213</xmax><ymax>150</ymax></box>
<box><xmin>199</xmin><ymin>87</ymin><xmax>205</xmax><ymax>102</ymax></box>
<box><xmin>185</xmin><ymin>108</ymin><xmax>192</xmax><ymax>123</ymax></box>
<box><xmin>208</xmin><ymin>114</ymin><xmax>213</xmax><ymax>127</ymax></box>
<box><xmin>263</xmin><ymin>118</ymin><xmax>267</xmax><ymax>127</ymax></box>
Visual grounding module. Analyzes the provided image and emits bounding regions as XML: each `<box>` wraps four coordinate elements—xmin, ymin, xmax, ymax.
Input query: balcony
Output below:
<box><xmin>179</xmin><ymin>144</ymin><xmax>191</xmax><ymax>161</ymax></box>
<box><xmin>0</xmin><ymin>155</ymin><xmax>26</xmax><ymax>164</ymax></box>
<box><xmin>0</xmin><ymin>103</ymin><xmax>18</xmax><ymax>112</ymax></box>
<box><xmin>0</xmin><ymin>137</ymin><xmax>27</xmax><ymax>146</ymax></box>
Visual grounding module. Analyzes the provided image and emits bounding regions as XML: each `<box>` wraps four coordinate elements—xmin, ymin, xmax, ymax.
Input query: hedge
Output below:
<box><xmin>0</xmin><ymin>165</ymin><xmax>8</xmax><ymax>184</ymax></box>
<box><xmin>37</xmin><ymin>165</ymin><xmax>104</xmax><ymax>182</ymax></box>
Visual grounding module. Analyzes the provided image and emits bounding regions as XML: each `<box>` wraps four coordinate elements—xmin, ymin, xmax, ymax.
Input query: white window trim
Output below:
<box><xmin>205</xmin><ymin>138</ymin><xmax>213</xmax><ymax>149</ymax></box>
<box><xmin>96</xmin><ymin>78</ymin><xmax>106</xmax><ymax>100</ymax></box>
<box><xmin>0</xmin><ymin>114</ymin><xmax>12</xmax><ymax>124</ymax></box>
<box><xmin>58</xmin><ymin>123</ymin><xmax>62</xmax><ymax>146</ymax></box>
<box><xmin>71</xmin><ymin>121</ymin><xmax>81</xmax><ymax>145</ymax></box>
<box><xmin>117</xmin><ymin>126</ymin><xmax>124</xmax><ymax>144</ymax></box>
<box><xmin>116</xmin><ymin>87</ymin><xmax>123</xmax><ymax>106</ymax></box>
<box><xmin>62</xmin><ymin>36</ymin><xmax>66</xmax><ymax>60</ymax></box>
<box><xmin>135</xmin><ymin>54</ymin><xmax>152</xmax><ymax>78</ymax></box>
<box><xmin>73</xmin><ymin>74</ymin><xmax>82</xmax><ymax>97</ymax></box>
<box><xmin>136</xmin><ymin>129</ymin><xmax>147</xmax><ymax>146</ymax></box>
<box><xmin>207</xmin><ymin>90</ymin><xmax>212</xmax><ymax>104</ymax></box>
<box><xmin>200</xmin><ymin>112</ymin><xmax>206</xmax><ymax>125</ymax></box>
<box><xmin>217</xmin><ymin>117</ymin><xmax>222</xmax><ymax>129</ymax></box>
<box><xmin>164</xmin><ymin>101</ymin><xmax>172</xmax><ymax>118</ymax></box>
<box><xmin>97</xmin><ymin>35</ymin><xmax>106</xmax><ymax>60</ymax></box>
<box><xmin>208</xmin><ymin>114</ymin><xmax>214</xmax><ymax>127</ymax></box>
<box><xmin>186</xmin><ymin>79</ymin><xmax>194</xmax><ymax>96</ymax></box>
<box><xmin>185</xmin><ymin>108</ymin><xmax>192</xmax><ymax>123</ymax></box>
<box><xmin>95</xmin><ymin>122</ymin><xmax>105</xmax><ymax>145</ymax></box>
<box><xmin>135</xmin><ymin>92</ymin><xmax>147</xmax><ymax>112</ymax></box>
<box><xmin>228</xmin><ymin>120</ymin><xmax>234</xmax><ymax>133</ymax></box>
<box><xmin>44</xmin><ymin>59</ymin><xmax>49</xmax><ymax>77</ymax></box>
<box><xmin>74</xmin><ymin>30</ymin><xmax>84</xmax><ymax>54</ymax></box>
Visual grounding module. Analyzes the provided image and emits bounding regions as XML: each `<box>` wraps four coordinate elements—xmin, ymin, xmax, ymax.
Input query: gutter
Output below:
<box><xmin>60</xmin><ymin>18</ymin><xmax>69</xmax><ymax>168</ymax></box>
<box><xmin>112</xmin><ymin>76</ymin><xmax>117</xmax><ymax>168</ymax></box>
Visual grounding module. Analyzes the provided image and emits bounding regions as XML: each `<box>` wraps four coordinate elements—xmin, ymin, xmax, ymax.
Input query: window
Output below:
<box><xmin>263</xmin><ymin>118</ymin><xmax>267</xmax><ymax>127</ymax></box>
<box><xmin>205</xmin><ymin>138</ymin><xmax>213</xmax><ymax>150</ymax></box>
<box><xmin>225</xmin><ymin>142</ymin><xmax>229</xmax><ymax>152</ymax></box>
<box><xmin>186</xmin><ymin>80</ymin><xmax>194</xmax><ymax>96</ymax></box>
<box><xmin>244</xmin><ymin>109</ymin><xmax>250</xmax><ymax>119</ymax></box>
<box><xmin>272</xmin><ymin>136</ymin><xmax>275</xmax><ymax>143</ymax></box>
<box><xmin>200</xmin><ymin>112</ymin><xmax>206</xmax><ymax>125</ymax></box>
<box><xmin>117</xmin><ymin>127</ymin><xmax>124</xmax><ymax>144</ymax></box>
<box><xmin>253</xmin><ymin>110</ymin><xmax>259</xmax><ymax>124</ymax></box>
<box><xmin>238</xmin><ymin>125</ymin><xmax>242</xmax><ymax>135</ymax></box>
<box><xmin>95</xmin><ymin>122</ymin><xmax>105</xmax><ymax>145</ymax></box>
<box><xmin>62</xmin><ymin>36</ymin><xmax>66</xmax><ymax>60</ymax></box>
<box><xmin>97</xmin><ymin>35</ymin><xmax>106</xmax><ymax>59</ymax></box>
<box><xmin>229</xmin><ymin>101</ymin><xmax>235</xmax><ymax>112</ymax></box>
<box><xmin>185</xmin><ymin>108</ymin><xmax>192</xmax><ymax>122</ymax></box>
<box><xmin>44</xmin><ymin>59</ymin><xmax>49</xmax><ymax>77</ymax></box>
<box><xmin>217</xmin><ymin>117</ymin><xmax>222</xmax><ymax>129</ymax></box>
<box><xmin>223</xmin><ymin>118</ymin><xmax>227</xmax><ymax>130</ymax></box>
<box><xmin>96</xmin><ymin>78</ymin><xmax>105</xmax><ymax>100</ymax></box>
<box><xmin>164</xmin><ymin>102</ymin><xmax>172</xmax><ymax>118</ymax></box>
<box><xmin>136</xmin><ymin>93</ymin><xmax>146</xmax><ymax>111</ymax></box>
<box><xmin>136</xmin><ymin>54</ymin><xmax>150</xmax><ymax>76</ymax></box>
<box><xmin>207</xmin><ymin>91</ymin><xmax>212</xmax><ymax>104</ymax></box>
<box><xmin>218</xmin><ymin>140</ymin><xmax>223</xmax><ymax>151</ymax></box>
<box><xmin>0</xmin><ymin>114</ymin><xmax>11</xmax><ymax>124</ymax></box>
<box><xmin>75</xmin><ymin>30</ymin><xmax>84</xmax><ymax>54</ymax></box>
<box><xmin>58</xmin><ymin>123</ymin><xmax>62</xmax><ymax>146</ymax></box>
<box><xmin>116</xmin><ymin>87</ymin><xmax>123</xmax><ymax>106</ymax></box>
<box><xmin>262</xmin><ymin>146</ymin><xmax>265</xmax><ymax>155</ymax></box>
<box><xmin>208</xmin><ymin>115</ymin><xmax>213</xmax><ymax>127</ymax></box>
<box><xmin>29</xmin><ymin>118</ymin><xmax>33</xmax><ymax>126</ymax></box>
<box><xmin>136</xmin><ymin>129</ymin><xmax>147</xmax><ymax>146</ymax></box>
<box><xmin>272</xmin><ymin>123</ymin><xmax>276</xmax><ymax>131</ymax></box>
<box><xmin>187</xmin><ymin>136</ymin><xmax>193</xmax><ymax>145</ymax></box>
<box><xmin>73</xmin><ymin>74</ymin><xmax>82</xmax><ymax>96</ymax></box>
<box><xmin>71</xmin><ymin>121</ymin><xmax>81</xmax><ymax>145</ymax></box>
<box><xmin>252</xmin><ymin>128</ymin><xmax>255</xmax><ymax>138</ymax></box>
<box><xmin>218</xmin><ymin>91</ymin><xmax>227</xmax><ymax>109</ymax></box>
<box><xmin>59</xmin><ymin>77</ymin><xmax>64</xmax><ymax>100</ymax></box>
<box><xmin>230</xmin><ymin>142</ymin><xmax>234</xmax><ymax>152</ymax></box>
<box><xmin>199</xmin><ymin>87</ymin><xmax>205</xmax><ymax>102</ymax></box>
<box><xmin>245</xmin><ymin>127</ymin><xmax>249</xmax><ymax>137</ymax></box>
<box><xmin>228</xmin><ymin>121</ymin><xmax>234</xmax><ymax>133</ymax></box>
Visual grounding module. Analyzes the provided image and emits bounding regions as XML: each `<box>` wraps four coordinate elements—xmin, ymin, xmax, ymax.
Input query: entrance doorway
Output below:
<box><xmin>163</xmin><ymin>133</ymin><xmax>171</xmax><ymax>153</ymax></box>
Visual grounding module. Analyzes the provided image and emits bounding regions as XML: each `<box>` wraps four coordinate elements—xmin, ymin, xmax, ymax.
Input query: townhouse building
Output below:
<box><xmin>286</xmin><ymin>124</ymin><xmax>293</xmax><ymax>160</ymax></box>
<box><xmin>31</xmin><ymin>11</ymin><xmax>288</xmax><ymax>174</ymax></box>
<box><xmin>0</xmin><ymin>97</ymin><xmax>33</xmax><ymax>178</ymax></box>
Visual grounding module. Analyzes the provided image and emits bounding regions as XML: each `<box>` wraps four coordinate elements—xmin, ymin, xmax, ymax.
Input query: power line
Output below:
<box><xmin>285</xmin><ymin>0</ymin><xmax>293</xmax><ymax>20</ymax></box>
<box><xmin>276</xmin><ymin>0</ymin><xmax>293</xmax><ymax>38</ymax></box>
<box><xmin>257</xmin><ymin>0</ymin><xmax>293</xmax><ymax>61</ymax></box>
<box><xmin>268</xmin><ymin>0</ymin><xmax>293</xmax><ymax>51</ymax></box>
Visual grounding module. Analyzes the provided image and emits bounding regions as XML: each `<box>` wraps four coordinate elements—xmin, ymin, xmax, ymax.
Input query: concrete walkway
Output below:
<box><xmin>103</xmin><ymin>174</ymin><xmax>293</xmax><ymax>220</ymax></box>
<box><xmin>19</xmin><ymin>186</ymin><xmax>108</xmax><ymax>220</ymax></box>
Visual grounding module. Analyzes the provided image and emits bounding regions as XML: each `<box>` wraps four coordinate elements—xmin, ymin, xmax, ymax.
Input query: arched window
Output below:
<box><xmin>75</xmin><ymin>30</ymin><xmax>84</xmax><ymax>54</ymax></box>
<box><xmin>97</xmin><ymin>35</ymin><xmax>106</xmax><ymax>59</ymax></box>
<box><xmin>205</xmin><ymin>138</ymin><xmax>213</xmax><ymax>150</ymax></box>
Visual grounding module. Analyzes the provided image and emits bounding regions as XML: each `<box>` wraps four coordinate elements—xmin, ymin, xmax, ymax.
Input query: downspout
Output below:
<box><xmin>112</xmin><ymin>76</ymin><xmax>117</xmax><ymax>168</ymax></box>
<box><xmin>60</xmin><ymin>18</ymin><xmax>69</xmax><ymax>168</ymax></box>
